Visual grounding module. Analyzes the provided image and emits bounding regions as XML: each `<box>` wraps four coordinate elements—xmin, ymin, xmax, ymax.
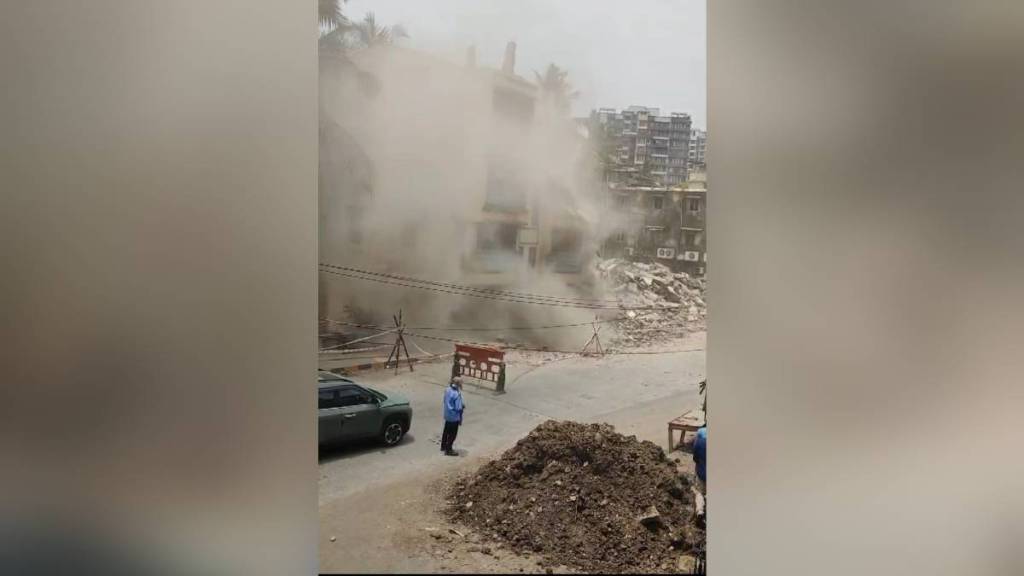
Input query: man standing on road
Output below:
<box><xmin>440</xmin><ymin>377</ymin><xmax>464</xmax><ymax>456</ymax></box>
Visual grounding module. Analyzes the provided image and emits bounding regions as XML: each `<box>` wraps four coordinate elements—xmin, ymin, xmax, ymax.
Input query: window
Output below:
<box><xmin>687</xmin><ymin>198</ymin><xmax>701</xmax><ymax>213</ymax></box>
<box><xmin>318</xmin><ymin>389</ymin><xmax>341</xmax><ymax>410</ymax></box>
<box><xmin>484</xmin><ymin>163</ymin><xmax>527</xmax><ymax>212</ymax></box>
<box><xmin>476</xmin><ymin>221</ymin><xmax>518</xmax><ymax>251</ymax></box>
<box><xmin>684</xmin><ymin>231</ymin><xmax>705</xmax><ymax>247</ymax></box>
<box><xmin>652</xmin><ymin>196</ymin><xmax>664</xmax><ymax>210</ymax></box>
<box><xmin>337</xmin><ymin>387</ymin><xmax>374</xmax><ymax>407</ymax></box>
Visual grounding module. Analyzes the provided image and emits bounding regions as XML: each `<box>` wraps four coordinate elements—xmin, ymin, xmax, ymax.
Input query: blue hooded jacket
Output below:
<box><xmin>443</xmin><ymin>385</ymin><xmax>464</xmax><ymax>423</ymax></box>
<box><xmin>693</xmin><ymin>426</ymin><xmax>707</xmax><ymax>482</ymax></box>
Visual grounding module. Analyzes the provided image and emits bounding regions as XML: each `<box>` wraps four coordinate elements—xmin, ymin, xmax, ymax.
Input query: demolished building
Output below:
<box><xmin>319</xmin><ymin>42</ymin><xmax>604</xmax><ymax>334</ymax></box>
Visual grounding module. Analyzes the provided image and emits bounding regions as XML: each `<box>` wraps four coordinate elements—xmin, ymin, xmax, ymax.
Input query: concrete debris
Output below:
<box><xmin>677</xmin><ymin>555</ymin><xmax>697</xmax><ymax>572</ymax></box>
<box><xmin>638</xmin><ymin>505</ymin><xmax>663</xmax><ymax>528</ymax></box>
<box><xmin>596</xmin><ymin>259</ymin><xmax>706</xmax><ymax>347</ymax></box>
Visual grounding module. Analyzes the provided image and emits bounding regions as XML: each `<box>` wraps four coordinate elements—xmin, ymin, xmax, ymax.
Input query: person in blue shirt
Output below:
<box><xmin>440</xmin><ymin>377</ymin><xmax>465</xmax><ymax>456</ymax></box>
<box><xmin>692</xmin><ymin>425</ymin><xmax>707</xmax><ymax>484</ymax></box>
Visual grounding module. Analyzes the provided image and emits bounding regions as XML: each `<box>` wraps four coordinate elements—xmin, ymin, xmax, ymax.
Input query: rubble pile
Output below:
<box><xmin>595</xmin><ymin>258</ymin><xmax>707</xmax><ymax>346</ymax></box>
<box><xmin>447</xmin><ymin>421</ymin><xmax>704</xmax><ymax>574</ymax></box>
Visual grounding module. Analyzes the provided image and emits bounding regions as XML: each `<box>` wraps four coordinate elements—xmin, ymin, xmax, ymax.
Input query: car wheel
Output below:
<box><xmin>381</xmin><ymin>418</ymin><xmax>405</xmax><ymax>446</ymax></box>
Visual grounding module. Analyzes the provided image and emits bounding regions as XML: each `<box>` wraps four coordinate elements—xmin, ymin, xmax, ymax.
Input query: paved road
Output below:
<box><xmin>318</xmin><ymin>332</ymin><xmax>706</xmax><ymax>506</ymax></box>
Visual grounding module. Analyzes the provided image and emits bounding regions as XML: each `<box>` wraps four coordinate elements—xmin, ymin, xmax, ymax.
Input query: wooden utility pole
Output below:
<box><xmin>385</xmin><ymin>309</ymin><xmax>414</xmax><ymax>374</ymax></box>
<box><xmin>699</xmin><ymin>379</ymin><xmax>708</xmax><ymax>425</ymax></box>
<box><xmin>580</xmin><ymin>316</ymin><xmax>604</xmax><ymax>356</ymax></box>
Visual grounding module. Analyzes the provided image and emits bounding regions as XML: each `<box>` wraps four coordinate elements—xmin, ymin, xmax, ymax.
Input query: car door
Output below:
<box><xmin>318</xmin><ymin>388</ymin><xmax>344</xmax><ymax>444</ymax></box>
<box><xmin>337</xmin><ymin>385</ymin><xmax>382</xmax><ymax>440</ymax></box>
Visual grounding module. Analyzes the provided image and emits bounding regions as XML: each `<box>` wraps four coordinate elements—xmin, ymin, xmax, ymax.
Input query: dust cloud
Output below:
<box><xmin>319</xmin><ymin>44</ymin><xmax>615</xmax><ymax>347</ymax></box>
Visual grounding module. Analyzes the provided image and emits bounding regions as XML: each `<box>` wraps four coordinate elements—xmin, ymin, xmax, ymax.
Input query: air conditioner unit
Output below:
<box><xmin>656</xmin><ymin>247</ymin><xmax>675</xmax><ymax>259</ymax></box>
<box><xmin>682</xmin><ymin>251</ymin><xmax>700</xmax><ymax>262</ymax></box>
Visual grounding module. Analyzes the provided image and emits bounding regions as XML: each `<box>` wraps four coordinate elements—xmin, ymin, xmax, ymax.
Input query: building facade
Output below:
<box><xmin>688</xmin><ymin>128</ymin><xmax>707</xmax><ymax>173</ymax></box>
<box><xmin>600</xmin><ymin>172</ymin><xmax>707</xmax><ymax>276</ymax></box>
<box><xmin>591</xmin><ymin>106</ymin><xmax>692</xmax><ymax>186</ymax></box>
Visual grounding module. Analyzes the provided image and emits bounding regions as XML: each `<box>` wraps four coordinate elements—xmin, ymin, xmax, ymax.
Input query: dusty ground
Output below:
<box><xmin>319</xmin><ymin>332</ymin><xmax>705</xmax><ymax>573</ymax></box>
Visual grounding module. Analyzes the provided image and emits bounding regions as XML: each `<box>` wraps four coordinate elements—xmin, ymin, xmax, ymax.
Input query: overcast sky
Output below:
<box><xmin>344</xmin><ymin>0</ymin><xmax>707</xmax><ymax>129</ymax></box>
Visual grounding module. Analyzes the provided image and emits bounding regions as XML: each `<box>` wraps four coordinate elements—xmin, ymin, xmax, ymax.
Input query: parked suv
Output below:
<box><xmin>317</xmin><ymin>371</ymin><xmax>412</xmax><ymax>447</ymax></box>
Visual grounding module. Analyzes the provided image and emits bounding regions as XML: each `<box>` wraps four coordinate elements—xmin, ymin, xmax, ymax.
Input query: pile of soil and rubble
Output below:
<box><xmin>595</xmin><ymin>258</ymin><xmax>706</xmax><ymax>347</ymax></box>
<box><xmin>447</xmin><ymin>421</ymin><xmax>704</xmax><ymax>574</ymax></box>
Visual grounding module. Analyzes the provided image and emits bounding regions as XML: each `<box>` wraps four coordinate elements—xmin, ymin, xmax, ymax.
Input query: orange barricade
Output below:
<box><xmin>451</xmin><ymin>343</ymin><xmax>506</xmax><ymax>393</ymax></box>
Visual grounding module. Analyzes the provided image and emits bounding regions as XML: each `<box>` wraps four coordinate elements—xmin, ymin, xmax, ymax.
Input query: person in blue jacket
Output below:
<box><xmin>440</xmin><ymin>377</ymin><xmax>465</xmax><ymax>456</ymax></box>
<box><xmin>692</xmin><ymin>425</ymin><xmax>707</xmax><ymax>484</ymax></box>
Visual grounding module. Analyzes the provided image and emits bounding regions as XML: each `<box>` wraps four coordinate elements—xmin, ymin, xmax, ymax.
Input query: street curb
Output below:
<box><xmin>323</xmin><ymin>352</ymin><xmax>454</xmax><ymax>376</ymax></box>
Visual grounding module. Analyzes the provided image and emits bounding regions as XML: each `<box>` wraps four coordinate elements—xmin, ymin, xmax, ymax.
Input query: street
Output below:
<box><xmin>319</xmin><ymin>332</ymin><xmax>706</xmax><ymax>573</ymax></box>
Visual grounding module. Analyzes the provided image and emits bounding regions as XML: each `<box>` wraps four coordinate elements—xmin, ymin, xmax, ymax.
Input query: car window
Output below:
<box><xmin>337</xmin><ymin>388</ymin><xmax>374</xmax><ymax>407</ymax></box>
<box><xmin>318</xmin><ymin>389</ymin><xmax>341</xmax><ymax>409</ymax></box>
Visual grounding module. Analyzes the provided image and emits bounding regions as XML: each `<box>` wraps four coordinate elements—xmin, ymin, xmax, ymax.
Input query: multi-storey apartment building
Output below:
<box><xmin>591</xmin><ymin>106</ymin><xmax>692</xmax><ymax>186</ymax></box>
<box><xmin>688</xmin><ymin>128</ymin><xmax>707</xmax><ymax>173</ymax></box>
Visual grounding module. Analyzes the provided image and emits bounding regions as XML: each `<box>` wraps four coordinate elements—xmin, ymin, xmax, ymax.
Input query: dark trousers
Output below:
<box><xmin>441</xmin><ymin>420</ymin><xmax>460</xmax><ymax>452</ymax></box>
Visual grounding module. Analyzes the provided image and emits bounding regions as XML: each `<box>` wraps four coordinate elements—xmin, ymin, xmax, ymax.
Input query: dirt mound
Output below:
<box><xmin>595</xmin><ymin>259</ymin><xmax>706</xmax><ymax>347</ymax></box>
<box><xmin>447</xmin><ymin>421</ymin><xmax>704</xmax><ymax>574</ymax></box>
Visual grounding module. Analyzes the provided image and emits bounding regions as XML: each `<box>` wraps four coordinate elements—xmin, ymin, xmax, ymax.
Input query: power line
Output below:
<box><xmin>319</xmin><ymin>266</ymin><xmax>616</xmax><ymax>308</ymax></box>
<box><xmin>320</xmin><ymin>316</ymin><xmax>620</xmax><ymax>332</ymax></box>
<box><xmin>318</xmin><ymin>266</ymin><xmax>676</xmax><ymax>311</ymax></box>
<box><xmin>318</xmin><ymin>317</ymin><xmax>700</xmax><ymax>355</ymax></box>
<box><xmin>403</xmin><ymin>330</ymin><xmax>703</xmax><ymax>356</ymax></box>
<box><xmin>411</xmin><ymin>319</ymin><xmax>617</xmax><ymax>331</ymax></box>
<box><xmin>318</xmin><ymin>329</ymin><xmax>398</xmax><ymax>351</ymax></box>
<box><xmin>320</xmin><ymin>318</ymin><xmax>384</xmax><ymax>330</ymax></box>
<box><xmin>319</xmin><ymin>262</ymin><xmax>620</xmax><ymax>304</ymax></box>
<box><xmin>319</xmin><ymin>266</ymin><xmax>619</xmax><ymax>308</ymax></box>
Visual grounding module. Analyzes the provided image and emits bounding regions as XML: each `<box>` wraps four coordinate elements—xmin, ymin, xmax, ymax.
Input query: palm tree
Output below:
<box><xmin>351</xmin><ymin>12</ymin><xmax>408</xmax><ymax>48</ymax></box>
<box><xmin>318</xmin><ymin>0</ymin><xmax>351</xmax><ymax>59</ymax></box>
<box><xmin>319</xmin><ymin>0</ymin><xmax>346</xmax><ymax>32</ymax></box>
<box><xmin>534</xmin><ymin>63</ymin><xmax>580</xmax><ymax>116</ymax></box>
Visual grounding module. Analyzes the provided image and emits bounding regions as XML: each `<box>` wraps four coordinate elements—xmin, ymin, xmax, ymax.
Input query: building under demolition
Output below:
<box><xmin>318</xmin><ymin>41</ymin><xmax>601</xmax><ymax>327</ymax></box>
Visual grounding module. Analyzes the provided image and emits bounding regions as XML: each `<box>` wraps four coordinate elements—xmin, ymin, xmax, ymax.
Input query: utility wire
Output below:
<box><xmin>318</xmin><ymin>329</ymin><xmax>398</xmax><ymax>351</ymax></box>
<box><xmin>318</xmin><ymin>266</ymin><xmax>676</xmax><ymax>311</ymax></box>
<box><xmin>409</xmin><ymin>319</ymin><xmax>619</xmax><ymax>331</ymax></box>
<box><xmin>317</xmin><ymin>318</ymin><xmax>699</xmax><ymax>355</ymax></box>
<box><xmin>319</xmin><ymin>316</ymin><xmax>620</xmax><ymax>332</ymax></box>
<box><xmin>318</xmin><ymin>344</ymin><xmax>391</xmax><ymax>354</ymax></box>
<box><xmin>319</xmin><ymin>266</ymin><xmax>615</xmax><ymax>308</ymax></box>
<box><xmin>319</xmin><ymin>262</ymin><xmax>620</xmax><ymax>304</ymax></box>
<box><xmin>403</xmin><ymin>329</ymin><xmax>703</xmax><ymax>356</ymax></box>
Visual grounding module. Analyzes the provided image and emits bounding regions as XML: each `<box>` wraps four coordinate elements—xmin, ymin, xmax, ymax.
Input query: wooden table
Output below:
<box><xmin>668</xmin><ymin>409</ymin><xmax>705</xmax><ymax>452</ymax></box>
